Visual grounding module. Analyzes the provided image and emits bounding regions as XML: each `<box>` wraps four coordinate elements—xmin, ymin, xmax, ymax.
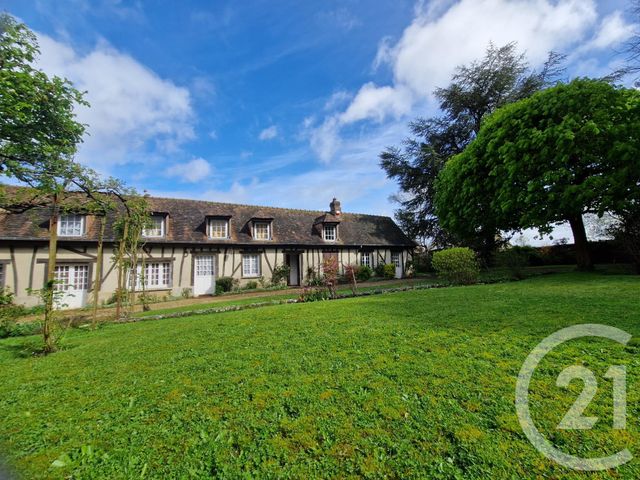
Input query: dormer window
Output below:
<box><xmin>143</xmin><ymin>214</ymin><xmax>166</xmax><ymax>238</ymax></box>
<box><xmin>58</xmin><ymin>214</ymin><xmax>85</xmax><ymax>237</ymax></box>
<box><xmin>208</xmin><ymin>218</ymin><xmax>229</xmax><ymax>239</ymax></box>
<box><xmin>253</xmin><ymin>221</ymin><xmax>271</xmax><ymax>240</ymax></box>
<box><xmin>323</xmin><ymin>224</ymin><xmax>337</xmax><ymax>242</ymax></box>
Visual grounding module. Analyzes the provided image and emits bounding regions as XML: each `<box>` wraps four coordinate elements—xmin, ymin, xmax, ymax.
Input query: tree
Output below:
<box><xmin>0</xmin><ymin>13</ymin><xmax>87</xmax><ymax>181</ymax></box>
<box><xmin>607</xmin><ymin>205</ymin><xmax>640</xmax><ymax>274</ymax></box>
<box><xmin>0</xmin><ymin>14</ymin><xmax>127</xmax><ymax>349</ymax></box>
<box><xmin>435</xmin><ymin>79</ymin><xmax>640</xmax><ymax>270</ymax></box>
<box><xmin>0</xmin><ymin>13</ymin><xmax>87</xmax><ymax>353</ymax></box>
<box><xmin>620</xmin><ymin>1</ymin><xmax>640</xmax><ymax>83</ymax></box>
<box><xmin>380</xmin><ymin>42</ymin><xmax>564</xmax><ymax>256</ymax></box>
<box><xmin>112</xmin><ymin>194</ymin><xmax>151</xmax><ymax>319</ymax></box>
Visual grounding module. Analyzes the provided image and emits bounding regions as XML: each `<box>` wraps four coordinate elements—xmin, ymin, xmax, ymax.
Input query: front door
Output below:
<box><xmin>194</xmin><ymin>255</ymin><xmax>216</xmax><ymax>295</ymax></box>
<box><xmin>54</xmin><ymin>264</ymin><xmax>89</xmax><ymax>310</ymax></box>
<box><xmin>391</xmin><ymin>252</ymin><xmax>402</xmax><ymax>279</ymax></box>
<box><xmin>287</xmin><ymin>254</ymin><xmax>300</xmax><ymax>286</ymax></box>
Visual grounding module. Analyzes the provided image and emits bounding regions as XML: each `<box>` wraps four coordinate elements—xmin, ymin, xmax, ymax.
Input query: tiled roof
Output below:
<box><xmin>0</xmin><ymin>187</ymin><xmax>415</xmax><ymax>247</ymax></box>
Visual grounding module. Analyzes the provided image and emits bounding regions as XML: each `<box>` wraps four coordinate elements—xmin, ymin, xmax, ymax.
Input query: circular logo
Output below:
<box><xmin>515</xmin><ymin>323</ymin><xmax>633</xmax><ymax>471</ymax></box>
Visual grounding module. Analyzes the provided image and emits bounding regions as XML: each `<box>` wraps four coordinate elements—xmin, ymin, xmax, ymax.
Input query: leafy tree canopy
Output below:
<box><xmin>436</xmin><ymin>78</ymin><xmax>640</xmax><ymax>269</ymax></box>
<box><xmin>0</xmin><ymin>13</ymin><xmax>87</xmax><ymax>187</ymax></box>
<box><xmin>380</xmin><ymin>42</ymin><xmax>564</xmax><ymax>250</ymax></box>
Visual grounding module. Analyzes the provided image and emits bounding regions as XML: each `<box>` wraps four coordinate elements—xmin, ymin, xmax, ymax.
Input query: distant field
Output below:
<box><xmin>0</xmin><ymin>272</ymin><xmax>639</xmax><ymax>479</ymax></box>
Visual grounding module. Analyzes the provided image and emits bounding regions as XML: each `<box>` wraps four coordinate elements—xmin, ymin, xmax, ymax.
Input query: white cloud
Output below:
<box><xmin>581</xmin><ymin>11</ymin><xmax>636</xmax><ymax>51</ymax></box>
<box><xmin>196</xmin><ymin>120</ymin><xmax>408</xmax><ymax>215</ymax></box>
<box><xmin>307</xmin><ymin>84</ymin><xmax>412</xmax><ymax>163</ymax></box>
<box><xmin>310</xmin><ymin>0</ymin><xmax>622</xmax><ymax>163</ymax></box>
<box><xmin>309</xmin><ymin>116</ymin><xmax>341</xmax><ymax>164</ymax></box>
<box><xmin>324</xmin><ymin>90</ymin><xmax>351</xmax><ymax>111</ymax></box>
<box><xmin>208</xmin><ymin>129</ymin><xmax>218</xmax><ymax>140</ymax></box>
<box><xmin>165</xmin><ymin>157</ymin><xmax>212</xmax><ymax>183</ymax></box>
<box><xmin>339</xmin><ymin>83</ymin><xmax>413</xmax><ymax>124</ymax></box>
<box><xmin>368</xmin><ymin>0</ymin><xmax>598</xmax><ymax>123</ymax></box>
<box><xmin>191</xmin><ymin>75</ymin><xmax>216</xmax><ymax>100</ymax></box>
<box><xmin>258</xmin><ymin>125</ymin><xmax>278</xmax><ymax>140</ymax></box>
<box><xmin>372</xmin><ymin>36</ymin><xmax>394</xmax><ymax>70</ymax></box>
<box><xmin>35</xmin><ymin>34</ymin><xmax>194</xmax><ymax>170</ymax></box>
<box><xmin>318</xmin><ymin>8</ymin><xmax>361</xmax><ymax>31</ymax></box>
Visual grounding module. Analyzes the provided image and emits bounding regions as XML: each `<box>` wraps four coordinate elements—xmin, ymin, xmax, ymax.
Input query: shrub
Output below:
<box><xmin>374</xmin><ymin>263</ymin><xmax>386</xmax><ymax>277</ymax></box>
<box><xmin>355</xmin><ymin>265</ymin><xmax>373</xmax><ymax>282</ymax></box>
<box><xmin>105</xmin><ymin>288</ymin><xmax>127</xmax><ymax>306</ymax></box>
<box><xmin>607</xmin><ymin>208</ymin><xmax>640</xmax><ymax>273</ymax></box>
<box><xmin>245</xmin><ymin>281</ymin><xmax>258</xmax><ymax>290</ymax></box>
<box><xmin>298</xmin><ymin>286</ymin><xmax>330</xmax><ymax>302</ymax></box>
<box><xmin>343</xmin><ymin>264</ymin><xmax>359</xmax><ymax>295</ymax></box>
<box><xmin>497</xmin><ymin>248</ymin><xmax>529</xmax><ymax>279</ymax></box>
<box><xmin>322</xmin><ymin>256</ymin><xmax>339</xmax><ymax>298</ymax></box>
<box><xmin>0</xmin><ymin>287</ymin><xmax>14</xmax><ymax>306</ymax></box>
<box><xmin>408</xmin><ymin>252</ymin><xmax>432</xmax><ymax>274</ymax></box>
<box><xmin>305</xmin><ymin>267</ymin><xmax>323</xmax><ymax>286</ymax></box>
<box><xmin>216</xmin><ymin>276</ymin><xmax>237</xmax><ymax>294</ymax></box>
<box><xmin>181</xmin><ymin>288</ymin><xmax>192</xmax><ymax>299</ymax></box>
<box><xmin>0</xmin><ymin>304</ymin><xmax>40</xmax><ymax>338</ymax></box>
<box><xmin>271</xmin><ymin>264</ymin><xmax>291</xmax><ymax>286</ymax></box>
<box><xmin>432</xmin><ymin>247</ymin><xmax>479</xmax><ymax>285</ymax></box>
<box><xmin>138</xmin><ymin>293</ymin><xmax>160</xmax><ymax>304</ymax></box>
<box><xmin>382</xmin><ymin>263</ymin><xmax>396</xmax><ymax>279</ymax></box>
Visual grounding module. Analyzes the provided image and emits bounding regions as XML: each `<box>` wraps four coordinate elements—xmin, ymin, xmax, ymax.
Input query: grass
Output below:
<box><xmin>130</xmin><ymin>264</ymin><xmax>588</xmax><ymax>319</ymax></box>
<box><xmin>0</xmin><ymin>272</ymin><xmax>639</xmax><ymax>479</ymax></box>
<box><xmin>132</xmin><ymin>279</ymin><xmax>443</xmax><ymax>318</ymax></box>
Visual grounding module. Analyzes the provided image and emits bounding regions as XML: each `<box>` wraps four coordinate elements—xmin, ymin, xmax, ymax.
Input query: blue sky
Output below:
<box><xmin>1</xmin><ymin>0</ymin><xmax>637</xmax><ymax>228</ymax></box>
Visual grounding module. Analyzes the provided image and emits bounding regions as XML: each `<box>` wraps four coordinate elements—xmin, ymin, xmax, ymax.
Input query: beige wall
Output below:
<box><xmin>0</xmin><ymin>244</ymin><xmax>412</xmax><ymax>308</ymax></box>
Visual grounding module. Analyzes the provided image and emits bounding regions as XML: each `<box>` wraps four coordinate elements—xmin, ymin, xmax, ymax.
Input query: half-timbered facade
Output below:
<box><xmin>0</xmin><ymin>193</ymin><xmax>415</xmax><ymax>308</ymax></box>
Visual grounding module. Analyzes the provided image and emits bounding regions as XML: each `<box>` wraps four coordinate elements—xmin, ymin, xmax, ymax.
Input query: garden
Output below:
<box><xmin>0</xmin><ymin>270</ymin><xmax>638</xmax><ymax>479</ymax></box>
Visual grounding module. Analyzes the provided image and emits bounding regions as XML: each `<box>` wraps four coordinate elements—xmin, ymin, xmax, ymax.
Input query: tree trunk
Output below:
<box><xmin>115</xmin><ymin>221</ymin><xmax>128</xmax><ymax>320</ymax></box>
<box><xmin>141</xmin><ymin>253</ymin><xmax>150</xmax><ymax>311</ymax></box>
<box><xmin>44</xmin><ymin>193</ymin><xmax>60</xmax><ymax>353</ymax></box>
<box><xmin>568</xmin><ymin>215</ymin><xmax>593</xmax><ymax>271</ymax></box>
<box><xmin>92</xmin><ymin>216</ymin><xmax>106</xmax><ymax>329</ymax></box>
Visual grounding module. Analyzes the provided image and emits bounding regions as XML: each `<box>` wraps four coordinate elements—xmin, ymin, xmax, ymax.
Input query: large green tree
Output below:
<box><xmin>0</xmin><ymin>13</ymin><xmax>90</xmax><ymax>352</ymax></box>
<box><xmin>380</xmin><ymin>42</ymin><xmax>564</xmax><ymax>255</ymax></box>
<box><xmin>0</xmin><ymin>14</ymin><xmax>130</xmax><ymax>351</ymax></box>
<box><xmin>436</xmin><ymin>79</ymin><xmax>640</xmax><ymax>270</ymax></box>
<box><xmin>0</xmin><ymin>13</ymin><xmax>86</xmax><ymax>182</ymax></box>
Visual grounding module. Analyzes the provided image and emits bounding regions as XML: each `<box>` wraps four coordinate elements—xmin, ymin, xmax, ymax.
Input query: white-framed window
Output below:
<box><xmin>323</xmin><ymin>224</ymin><xmax>337</xmax><ymax>241</ymax></box>
<box><xmin>242</xmin><ymin>254</ymin><xmax>260</xmax><ymax>277</ymax></box>
<box><xmin>253</xmin><ymin>221</ymin><xmax>271</xmax><ymax>240</ymax></box>
<box><xmin>143</xmin><ymin>215</ymin><xmax>166</xmax><ymax>238</ymax></box>
<box><xmin>361</xmin><ymin>252</ymin><xmax>371</xmax><ymax>267</ymax></box>
<box><xmin>195</xmin><ymin>255</ymin><xmax>215</xmax><ymax>276</ymax></box>
<box><xmin>53</xmin><ymin>264</ymin><xmax>89</xmax><ymax>291</ymax></box>
<box><xmin>208</xmin><ymin>219</ymin><xmax>229</xmax><ymax>239</ymax></box>
<box><xmin>391</xmin><ymin>252</ymin><xmax>401</xmax><ymax>268</ymax></box>
<box><xmin>58</xmin><ymin>214</ymin><xmax>85</xmax><ymax>237</ymax></box>
<box><xmin>135</xmin><ymin>261</ymin><xmax>172</xmax><ymax>289</ymax></box>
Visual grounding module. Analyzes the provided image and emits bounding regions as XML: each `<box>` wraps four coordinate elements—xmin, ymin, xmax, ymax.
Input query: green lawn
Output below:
<box><xmin>132</xmin><ymin>279</ymin><xmax>444</xmax><ymax>318</ymax></box>
<box><xmin>1</xmin><ymin>272</ymin><xmax>639</xmax><ymax>479</ymax></box>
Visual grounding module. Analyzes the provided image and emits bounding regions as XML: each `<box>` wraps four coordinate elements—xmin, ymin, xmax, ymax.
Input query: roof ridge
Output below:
<box><xmin>0</xmin><ymin>184</ymin><xmax>393</xmax><ymax>220</ymax></box>
<box><xmin>146</xmin><ymin>193</ymin><xmax>392</xmax><ymax>219</ymax></box>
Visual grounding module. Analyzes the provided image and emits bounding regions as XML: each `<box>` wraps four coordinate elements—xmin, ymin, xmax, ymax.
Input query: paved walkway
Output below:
<box><xmin>19</xmin><ymin>277</ymin><xmax>432</xmax><ymax>323</ymax></box>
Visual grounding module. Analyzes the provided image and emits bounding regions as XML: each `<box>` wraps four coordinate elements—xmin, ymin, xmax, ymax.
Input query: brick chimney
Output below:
<box><xmin>329</xmin><ymin>198</ymin><xmax>341</xmax><ymax>216</ymax></box>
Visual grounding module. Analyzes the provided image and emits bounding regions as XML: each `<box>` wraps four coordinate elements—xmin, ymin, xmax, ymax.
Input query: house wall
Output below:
<box><xmin>0</xmin><ymin>243</ymin><xmax>413</xmax><ymax>308</ymax></box>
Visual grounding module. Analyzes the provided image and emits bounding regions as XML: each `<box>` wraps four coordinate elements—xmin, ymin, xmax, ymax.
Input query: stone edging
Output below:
<box><xmin>114</xmin><ymin>280</ymin><xmax>507</xmax><ymax>324</ymax></box>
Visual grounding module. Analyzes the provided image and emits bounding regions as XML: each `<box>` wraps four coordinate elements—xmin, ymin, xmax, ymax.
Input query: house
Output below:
<box><xmin>0</xmin><ymin>193</ymin><xmax>415</xmax><ymax>309</ymax></box>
